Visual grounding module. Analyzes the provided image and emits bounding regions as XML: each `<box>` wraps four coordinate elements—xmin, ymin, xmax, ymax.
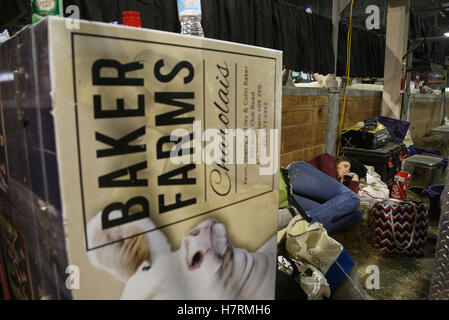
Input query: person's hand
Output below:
<box><xmin>344</xmin><ymin>172</ymin><xmax>359</xmax><ymax>182</ymax></box>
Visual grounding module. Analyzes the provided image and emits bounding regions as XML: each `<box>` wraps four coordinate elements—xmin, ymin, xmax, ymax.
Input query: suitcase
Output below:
<box><xmin>402</xmin><ymin>155</ymin><xmax>445</xmax><ymax>188</ymax></box>
<box><xmin>341</xmin><ymin>141</ymin><xmax>408</xmax><ymax>187</ymax></box>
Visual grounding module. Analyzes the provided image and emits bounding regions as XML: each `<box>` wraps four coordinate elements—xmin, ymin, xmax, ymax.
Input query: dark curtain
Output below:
<box><xmin>62</xmin><ymin>0</ymin><xmax>180</xmax><ymax>32</ymax></box>
<box><xmin>409</xmin><ymin>8</ymin><xmax>449</xmax><ymax>66</ymax></box>
<box><xmin>272</xmin><ymin>2</ymin><xmax>335</xmax><ymax>74</ymax></box>
<box><xmin>6</xmin><ymin>3</ymin><xmax>449</xmax><ymax>79</ymax></box>
<box><xmin>1</xmin><ymin>0</ymin><xmax>389</xmax><ymax>77</ymax></box>
<box><xmin>337</xmin><ymin>24</ymin><xmax>386</xmax><ymax>78</ymax></box>
<box><xmin>62</xmin><ymin>0</ymin><xmax>336</xmax><ymax>74</ymax></box>
<box><xmin>202</xmin><ymin>0</ymin><xmax>279</xmax><ymax>51</ymax></box>
<box><xmin>0</xmin><ymin>0</ymin><xmax>32</xmax><ymax>34</ymax></box>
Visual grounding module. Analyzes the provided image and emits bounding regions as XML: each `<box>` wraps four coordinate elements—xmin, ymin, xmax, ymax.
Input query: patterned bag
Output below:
<box><xmin>373</xmin><ymin>199</ymin><xmax>429</xmax><ymax>257</ymax></box>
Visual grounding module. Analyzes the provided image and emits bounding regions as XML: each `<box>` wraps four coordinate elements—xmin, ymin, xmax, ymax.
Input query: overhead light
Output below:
<box><xmin>445</xmin><ymin>32</ymin><xmax>449</xmax><ymax>37</ymax></box>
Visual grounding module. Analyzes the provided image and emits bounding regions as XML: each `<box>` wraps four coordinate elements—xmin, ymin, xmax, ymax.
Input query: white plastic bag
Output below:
<box><xmin>359</xmin><ymin>165</ymin><xmax>390</xmax><ymax>207</ymax></box>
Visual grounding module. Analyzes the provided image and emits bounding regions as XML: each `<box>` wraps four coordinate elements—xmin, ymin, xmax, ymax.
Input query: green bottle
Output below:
<box><xmin>32</xmin><ymin>0</ymin><xmax>62</xmax><ymax>24</ymax></box>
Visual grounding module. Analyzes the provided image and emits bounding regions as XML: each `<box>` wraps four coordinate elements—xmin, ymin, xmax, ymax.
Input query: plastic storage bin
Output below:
<box><xmin>402</xmin><ymin>155</ymin><xmax>445</xmax><ymax>188</ymax></box>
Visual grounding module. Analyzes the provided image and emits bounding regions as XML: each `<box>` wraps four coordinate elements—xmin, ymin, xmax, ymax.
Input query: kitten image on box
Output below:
<box><xmin>87</xmin><ymin>211</ymin><xmax>276</xmax><ymax>300</ymax></box>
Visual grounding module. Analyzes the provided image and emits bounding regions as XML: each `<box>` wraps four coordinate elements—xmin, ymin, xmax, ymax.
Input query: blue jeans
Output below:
<box><xmin>288</xmin><ymin>161</ymin><xmax>362</xmax><ymax>234</ymax></box>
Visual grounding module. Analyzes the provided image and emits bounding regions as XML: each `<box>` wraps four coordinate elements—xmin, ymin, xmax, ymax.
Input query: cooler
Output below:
<box><xmin>402</xmin><ymin>155</ymin><xmax>445</xmax><ymax>188</ymax></box>
<box><xmin>341</xmin><ymin>141</ymin><xmax>408</xmax><ymax>187</ymax></box>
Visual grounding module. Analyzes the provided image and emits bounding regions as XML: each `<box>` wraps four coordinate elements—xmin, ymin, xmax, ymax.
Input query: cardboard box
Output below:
<box><xmin>0</xmin><ymin>17</ymin><xmax>282</xmax><ymax>299</ymax></box>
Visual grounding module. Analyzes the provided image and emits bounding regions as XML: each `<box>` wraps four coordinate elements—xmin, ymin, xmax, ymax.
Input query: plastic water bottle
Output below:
<box><xmin>177</xmin><ymin>0</ymin><xmax>204</xmax><ymax>37</ymax></box>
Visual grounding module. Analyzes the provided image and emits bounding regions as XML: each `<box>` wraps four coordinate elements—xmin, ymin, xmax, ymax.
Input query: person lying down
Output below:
<box><xmin>288</xmin><ymin>153</ymin><xmax>363</xmax><ymax>234</ymax></box>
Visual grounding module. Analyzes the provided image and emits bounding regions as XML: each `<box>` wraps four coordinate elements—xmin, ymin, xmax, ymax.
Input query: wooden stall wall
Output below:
<box><xmin>409</xmin><ymin>96</ymin><xmax>449</xmax><ymax>147</ymax></box>
<box><xmin>280</xmin><ymin>89</ymin><xmax>383</xmax><ymax>167</ymax></box>
<box><xmin>340</xmin><ymin>94</ymin><xmax>384</xmax><ymax>129</ymax></box>
<box><xmin>281</xmin><ymin>95</ymin><xmax>328</xmax><ymax>167</ymax></box>
<box><xmin>280</xmin><ymin>89</ymin><xmax>449</xmax><ymax>168</ymax></box>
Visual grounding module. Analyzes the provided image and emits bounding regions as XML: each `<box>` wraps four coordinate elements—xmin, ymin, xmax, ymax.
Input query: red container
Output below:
<box><xmin>121</xmin><ymin>11</ymin><xmax>142</xmax><ymax>28</ymax></box>
<box><xmin>390</xmin><ymin>171</ymin><xmax>411</xmax><ymax>200</ymax></box>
